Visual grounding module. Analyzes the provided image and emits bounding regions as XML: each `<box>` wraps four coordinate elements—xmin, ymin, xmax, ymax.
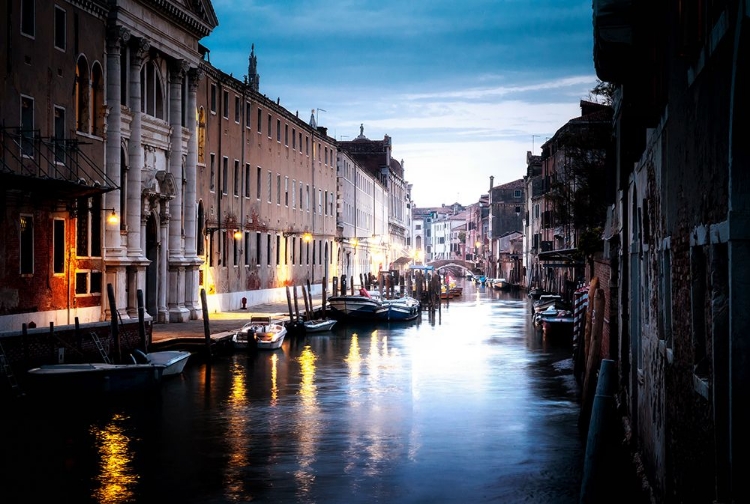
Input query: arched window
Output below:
<box><xmin>90</xmin><ymin>62</ymin><xmax>103</xmax><ymax>136</ymax></box>
<box><xmin>140</xmin><ymin>60</ymin><xmax>165</xmax><ymax>119</ymax></box>
<box><xmin>197</xmin><ymin>107</ymin><xmax>206</xmax><ymax>164</ymax></box>
<box><xmin>197</xmin><ymin>201</ymin><xmax>205</xmax><ymax>255</ymax></box>
<box><xmin>76</xmin><ymin>56</ymin><xmax>90</xmax><ymax>132</ymax></box>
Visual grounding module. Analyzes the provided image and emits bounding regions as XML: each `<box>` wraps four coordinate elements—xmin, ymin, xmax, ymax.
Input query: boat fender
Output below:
<box><xmin>132</xmin><ymin>349</ymin><xmax>151</xmax><ymax>364</ymax></box>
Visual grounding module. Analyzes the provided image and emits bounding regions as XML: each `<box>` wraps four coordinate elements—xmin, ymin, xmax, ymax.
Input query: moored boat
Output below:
<box><xmin>303</xmin><ymin>318</ymin><xmax>337</xmax><ymax>333</ymax></box>
<box><xmin>327</xmin><ymin>292</ymin><xmax>387</xmax><ymax>320</ymax></box>
<box><xmin>492</xmin><ymin>278</ymin><xmax>511</xmax><ymax>290</ymax></box>
<box><xmin>382</xmin><ymin>296</ymin><xmax>421</xmax><ymax>321</ymax></box>
<box><xmin>132</xmin><ymin>349</ymin><xmax>191</xmax><ymax>376</ymax></box>
<box><xmin>233</xmin><ymin>316</ymin><xmax>287</xmax><ymax>350</ymax></box>
<box><xmin>26</xmin><ymin>362</ymin><xmax>165</xmax><ymax>395</ymax></box>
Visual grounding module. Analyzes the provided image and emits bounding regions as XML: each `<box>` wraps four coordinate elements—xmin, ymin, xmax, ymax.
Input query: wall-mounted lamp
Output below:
<box><xmin>352</xmin><ymin>237</ymin><xmax>359</xmax><ymax>248</ymax></box>
<box><xmin>233</xmin><ymin>230</ymin><xmax>243</xmax><ymax>240</ymax></box>
<box><xmin>302</xmin><ymin>232</ymin><xmax>312</xmax><ymax>243</ymax></box>
<box><xmin>102</xmin><ymin>208</ymin><xmax>119</xmax><ymax>225</ymax></box>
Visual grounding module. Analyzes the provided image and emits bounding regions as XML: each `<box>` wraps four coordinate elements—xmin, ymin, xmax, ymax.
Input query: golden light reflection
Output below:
<box><xmin>345</xmin><ymin>333</ymin><xmax>361</xmax><ymax>378</ymax></box>
<box><xmin>368</xmin><ymin>330</ymin><xmax>381</xmax><ymax>383</ymax></box>
<box><xmin>224</xmin><ymin>362</ymin><xmax>250</xmax><ymax>501</ymax></box>
<box><xmin>295</xmin><ymin>345</ymin><xmax>319</xmax><ymax>497</ymax></box>
<box><xmin>270</xmin><ymin>353</ymin><xmax>279</xmax><ymax>406</ymax></box>
<box><xmin>297</xmin><ymin>346</ymin><xmax>317</xmax><ymax>406</ymax></box>
<box><xmin>90</xmin><ymin>413</ymin><xmax>138</xmax><ymax>504</ymax></box>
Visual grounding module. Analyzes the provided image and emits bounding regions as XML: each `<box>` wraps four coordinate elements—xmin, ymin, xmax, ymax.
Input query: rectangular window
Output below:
<box><xmin>256</xmin><ymin>232</ymin><xmax>261</xmax><ymax>266</ymax></box>
<box><xmin>267</xmin><ymin>171</ymin><xmax>272</xmax><ymax>203</ymax></box>
<box><xmin>245</xmin><ymin>102</ymin><xmax>251</xmax><ymax>128</ymax></box>
<box><xmin>210</xmin><ymin>153</ymin><xmax>216</xmax><ymax>192</ymax></box>
<box><xmin>53</xmin><ymin>106</ymin><xmax>65</xmax><ymax>164</ymax></box>
<box><xmin>325</xmin><ymin>147</ymin><xmax>328</xmax><ymax>165</ymax></box>
<box><xmin>299</xmin><ymin>132</ymin><xmax>303</xmax><ymax>152</ymax></box>
<box><xmin>21</xmin><ymin>95</ymin><xmax>34</xmax><ymax>158</ymax></box>
<box><xmin>306</xmin><ymin>240</ymin><xmax>310</xmax><ymax>265</ymax></box>
<box><xmin>244</xmin><ymin>163</ymin><xmax>251</xmax><ymax>198</ymax></box>
<box><xmin>276</xmin><ymin>235</ymin><xmax>280</xmax><ymax>265</ymax></box>
<box><xmin>20</xmin><ymin>215</ymin><xmax>34</xmax><ymax>274</ymax></box>
<box><xmin>306</xmin><ymin>136</ymin><xmax>309</xmax><ymax>155</ymax></box>
<box><xmin>256</xmin><ymin>167</ymin><xmax>262</xmax><ymax>199</ymax></box>
<box><xmin>276</xmin><ymin>119</ymin><xmax>281</xmax><ymax>142</ymax></box>
<box><xmin>292</xmin><ymin>128</ymin><xmax>296</xmax><ymax>149</ymax></box>
<box><xmin>514</xmin><ymin>189</ymin><xmax>522</xmax><ymax>198</ymax></box>
<box><xmin>257</xmin><ymin>108</ymin><xmax>262</xmax><ymax>132</ymax></box>
<box><xmin>276</xmin><ymin>174</ymin><xmax>281</xmax><ymax>204</ymax></box>
<box><xmin>234</xmin><ymin>96</ymin><xmax>240</xmax><ymax>122</ymax></box>
<box><xmin>284</xmin><ymin>177</ymin><xmax>289</xmax><ymax>206</ymax></box>
<box><xmin>324</xmin><ymin>191</ymin><xmax>328</xmax><ymax>216</ymax></box>
<box><xmin>284</xmin><ymin>124</ymin><xmax>288</xmax><ymax>146</ymax></box>
<box><xmin>222</xmin><ymin>90</ymin><xmax>229</xmax><ymax>119</ymax></box>
<box><xmin>76</xmin><ymin>198</ymin><xmax>89</xmax><ymax>256</ymax></box>
<box><xmin>284</xmin><ymin>237</ymin><xmax>288</xmax><ymax>265</ymax></box>
<box><xmin>292</xmin><ymin>237</ymin><xmax>297</xmax><ymax>265</ymax></box>
<box><xmin>75</xmin><ymin>272</ymin><xmax>88</xmax><ymax>294</ymax></box>
<box><xmin>222</xmin><ymin>157</ymin><xmax>228</xmax><ymax>195</ymax></box>
<box><xmin>306</xmin><ymin>185</ymin><xmax>310</xmax><ymax>212</ymax></box>
<box><xmin>54</xmin><ymin>6</ymin><xmax>66</xmax><ymax>50</ymax></box>
<box><xmin>233</xmin><ymin>233</ymin><xmax>238</xmax><ymax>265</ymax></box>
<box><xmin>266</xmin><ymin>234</ymin><xmax>271</xmax><ymax>266</ymax></box>
<box><xmin>21</xmin><ymin>0</ymin><xmax>35</xmax><ymax>37</ymax></box>
<box><xmin>90</xmin><ymin>271</ymin><xmax>102</xmax><ymax>294</ymax></box>
<box><xmin>299</xmin><ymin>184</ymin><xmax>303</xmax><ymax>211</ymax></box>
<box><xmin>313</xmin><ymin>239</ymin><xmax>316</xmax><ymax>265</ymax></box>
<box><xmin>210</xmin><ymin>83</ymin><xmax>217</xmax><ymax>113</ymax></box>
<box><xmin>318</xmin><ymin>189</ymin><xmax>322</xmax><ymax>215</ymax></box>
<box><xmin>292</xmin><ymin>180</ymin><xmax>296</xmax><ymax>208</ymax></box>
<box><xmin>53</xmin><ymin>219</ymin><xmax>65</xmax><ymax>274</ymax></box>
<box><xmin>244</xmin><ymin>232</ymin><xmax>250</xmax><ymax>266</ymax></box>
<box><xmin>267</xmin><ymin>114</ymin><xmax>272</xmax><ymax>138</ymax></box>
<box><xmin>233</xmin><ymin>160</ymin><xmax>239</xmax><ymax>196</ymax></box>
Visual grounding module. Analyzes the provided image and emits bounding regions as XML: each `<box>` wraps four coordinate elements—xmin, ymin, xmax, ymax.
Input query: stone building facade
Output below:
<box><xmin>594</xmin><ymin>0</ymin><xmax>749</xmax><ymax>502</ymax></box>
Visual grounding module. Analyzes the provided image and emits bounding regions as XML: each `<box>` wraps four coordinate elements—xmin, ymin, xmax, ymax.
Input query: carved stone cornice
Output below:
<box><xmin>170</xmin><ymin>59</ymin><xmax>190</xmax><ymax>80</ymax></box>
<box><xmin>106</xmin><ymin>25</ymin><xmax>131</xmax><ymax>51</ymax></box>
<box><xmin>188</xmin><ymin>68</ymin><xmax>205</xmax><ymax>92</ymax></box>
<box><xmin>130</xmin><ymin>37</ymin><xmax>151</xmax><ymax>64</ymax></box>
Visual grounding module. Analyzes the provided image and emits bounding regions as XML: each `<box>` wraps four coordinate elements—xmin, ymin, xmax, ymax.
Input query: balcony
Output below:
<box><xmin>1</xmin><ymin>128</ymin><xmax>117</xmax><ymax>199</ymax></box>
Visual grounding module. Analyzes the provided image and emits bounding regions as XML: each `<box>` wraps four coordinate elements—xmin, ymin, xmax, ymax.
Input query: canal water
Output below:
<box><xmin>1</xmin><ymin>283</ymin><xmax>587</xmax><ymax>503</ymax></box>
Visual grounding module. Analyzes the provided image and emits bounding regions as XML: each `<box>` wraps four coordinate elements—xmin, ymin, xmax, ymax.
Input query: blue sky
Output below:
<box><xmin>203</xmin><ymin>0</ymin><xmax>599</xmax><ymax>207</ymax></box>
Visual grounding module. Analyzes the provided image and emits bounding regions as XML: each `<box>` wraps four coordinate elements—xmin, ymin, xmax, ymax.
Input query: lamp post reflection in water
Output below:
<box><xmin>224</xmin><ymin>362</ymin><xmax>249</xmax><ymax>501</ymax></box>
<box><xmin>295</xmin><ymin>346</ymin><xmax>318</xmax><ymax>498</ymax></box>
<box><xmin>345</xmin><ymin>333</ymin><xmax>362</xmax><ymax>378</ymax></box>
<box><xmin>90</xmin><ymin>413</ymin><xmax>138</xmax><ymax>504</ymax></box>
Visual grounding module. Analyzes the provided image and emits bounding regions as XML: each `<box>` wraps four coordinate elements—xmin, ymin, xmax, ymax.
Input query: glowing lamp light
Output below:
<box><xmin>475</xmin><ymin>241</ymin><xmax>481</xmax><ymax>248</ymax></box>
<box><xmin>107</xmin><ymin>210</ymin><xmax>119</xmax><ymax>225</ymax></box>
<box><xmin>302</xmin><ymin>232</ymin><xmax>312</xmax><ymax>243</ymax></box>
<box><xmin>233</xmin><ymin>230</ymin><xmax>242</xmax><ymax>240</ymax></box>
<box><xmin>352</xmin><ymin>238</ymin><xmax>359</xmax><ymax>247</ymax></box>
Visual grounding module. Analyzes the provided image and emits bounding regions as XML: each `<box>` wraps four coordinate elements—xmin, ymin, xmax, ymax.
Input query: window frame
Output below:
<box><xmin>54</xmin><ymin>5</ymin><xmax>66</xmax><ymax>51</ymax></box>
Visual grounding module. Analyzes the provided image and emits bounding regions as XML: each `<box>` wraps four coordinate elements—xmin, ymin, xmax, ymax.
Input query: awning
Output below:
<box><xmin>537</xmin><ymin>248</ymin><xmax>583</xmax><ymax>267</ymax></box>
<box><xmin>390</xmin><ymin>256</ymin><xmax>412</xmax><ymax>266</ymax></box>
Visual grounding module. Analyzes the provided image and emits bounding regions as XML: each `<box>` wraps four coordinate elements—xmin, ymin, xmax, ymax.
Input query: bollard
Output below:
<box><xmin>579</xmin><ymin>359</ymin><xmax>617</xmax><ymax>504</ymax></box>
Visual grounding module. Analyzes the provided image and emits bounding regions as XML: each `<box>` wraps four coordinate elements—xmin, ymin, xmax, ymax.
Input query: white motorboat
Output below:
<box><xmin>132</xmin><ymin>349</ymin><xmax>191</xmax><ymax>376</ymax></box>
<box><xmin>382</xmin><ymin>296</ymin><xmax>421</xmax><ymax>321</ymax></box>
<box><xmin>233</xmin><ymin>316</ymin><xmax>287</xmax><ymax>350</ymax></box>
<box><xmin>26</xmin><ymin>362</ymin><xmax>164</xmax><ymax>395</ymax></box>
<box><xmin>304</xmin><ymin>318</ymin><xmax>337</xmax><ymax>333</ymax></box>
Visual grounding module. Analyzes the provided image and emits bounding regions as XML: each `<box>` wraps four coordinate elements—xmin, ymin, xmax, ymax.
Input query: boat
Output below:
<box><xmin>327</xmin><ymin>291</ymin><xmax>388</xmax><ymax>320</ymax></box>
<box><xmin>492</xmin><ymin>278</ymin><xmax>511</xmax><ymax>290</ymax></box>
<box><xmin>533</xmin><ymin>294</ymin><xmax>566</xmax><ymax>314</ymax></box>
<box><xmin>132</xmin><ymin>349</ymin><xmax>191</xmax><ymax>376</ymax></box>
<box><xmin>539</xmin><ymin>307</ymin><xmax>575</xmax><ymax>342</ymax></box>
<box><xmin>26</xmin><ymin>362</ymin><xmax>165</xmax><ymax>395</ymax></box>
<box><xmin>303</xmin><ymin>318</ymin><xmax>337</xmax><ymax>333</ymax></box>
<box><xmin>382</xmin><ymin>295</ymin><xmax>421</xmax><ymax>321</ymax></box>
<box><xmin>232</xmin><ymin>316</ymin><xmax>287</xmax><ymax>350</ymax></box>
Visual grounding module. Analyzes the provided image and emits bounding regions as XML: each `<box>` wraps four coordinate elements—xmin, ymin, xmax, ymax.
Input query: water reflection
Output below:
<box><xmin>90</xmin><ymin>413</ymin><xmax>137</xmax><ymax>504</ymax></box>
<box><xmin>223</xmin><ymin>361</ymin><xmax>249</xmax><ymax>501</ymax></box>
<box><xmin>295</xmin><ymin>345</ymin><xmax>319</xmax><ymax>498</ymax></box>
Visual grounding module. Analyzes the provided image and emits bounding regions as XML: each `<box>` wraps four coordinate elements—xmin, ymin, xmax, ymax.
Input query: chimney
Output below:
<box><xmin>489</xmin><ymin>176</ymin><xmax>494</xmax><ymax>191</ymax></box>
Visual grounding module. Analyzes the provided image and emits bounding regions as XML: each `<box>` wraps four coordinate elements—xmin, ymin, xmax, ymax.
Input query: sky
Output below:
<box><xmin>202</xmin><ymin>0</ymin><xmax>600</xmax><ymax>208</ymax></box>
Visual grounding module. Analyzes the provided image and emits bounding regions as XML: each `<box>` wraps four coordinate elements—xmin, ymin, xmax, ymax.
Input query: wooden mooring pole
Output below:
<box><xmin>200</xmin><ymin>288</ymin><xmax>212</xmax><ymax>359</ymax></box>
<box><xmin>107</xmin><ymin>283</ymin><xmax>121</xmax><ymax>363</ymax></box>
<box><xmin>137</xmin><ymin>289</ymin><xmax>147</xmax><ymax>352</ymax></box>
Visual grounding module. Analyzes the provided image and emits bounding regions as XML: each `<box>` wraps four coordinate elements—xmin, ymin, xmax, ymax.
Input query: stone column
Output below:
<box><xmin>104</xmin><ymin>25</ymin><xmax>130</xmax><ymax>320</ymax></box>
<box><xmin>126</xmin><ymin>37</ymin><xmax>150</xmax><ymax>315</ymax></box>
<box><xmin>167</xmin><ymin>60</ymin><xmax>189</xmax><ymax>322</ymax></box>
<box><xmin>184</xmin><ymin>68</ymin><xmax>203</xmax><ymax>319</ymax></box>
<box><xmin>159</xmin><ymin>201</ymin><xmax>170</xmax><ymax>323</ymax></box>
